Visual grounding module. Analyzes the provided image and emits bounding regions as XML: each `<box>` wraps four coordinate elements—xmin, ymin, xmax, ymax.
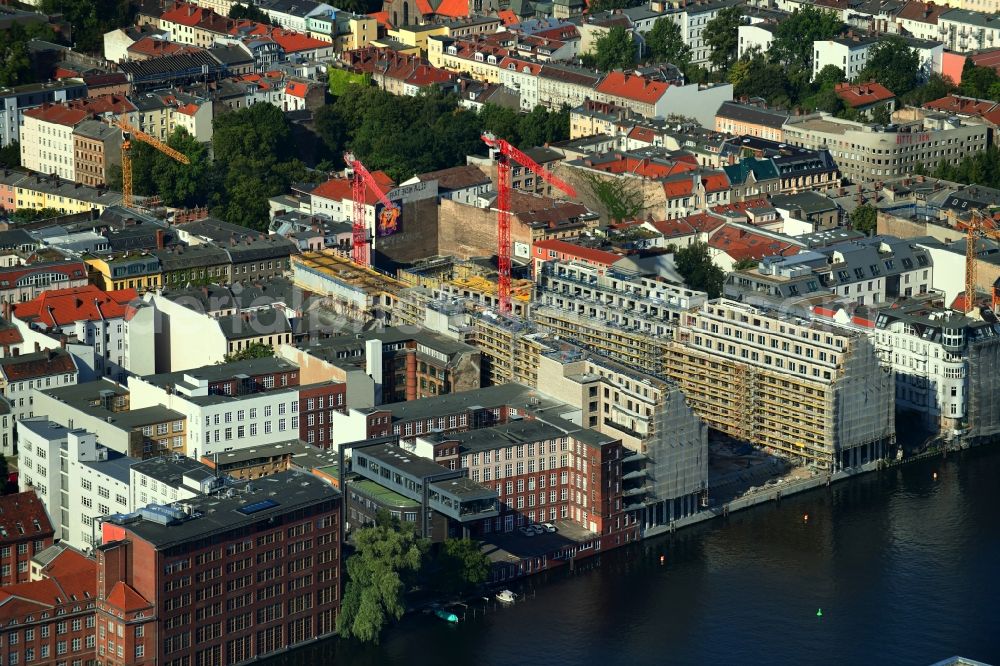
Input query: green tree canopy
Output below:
<box><xmin>0</xmin><ymin>142</ymin><xmax>20</xmax><ymax>169</ymax></box>
<box><xmin>586</xmin><ymin>26</ymin><xmax>635</xmax><ymax>72</ymax></box>
<box><xmin>771</xmin><ymin>6</ymin><xmax>843</xmax><ymax>72</ymax></box>
<box><xmin>588</xmin><ymin>0</ymin><xmax>636</xmax><ymax>11</ymax></box>
<box><xmin>337</xmin><ymin>521</ymin><xmax>426</xmax><ymax>643</ymax></box>
<box><xmin>675</xmin><ymin>242</ymin><xmax>725</xmax><ymax>298</ymax></box>
<box><xmin>645</xmin><ymin>18</ymin><xmax>691</xmax><ymax>70</ymax></box>
<box><xmin>433</xmin><ymin>538</ymin><xmax>491</xmax><ymax>598</ymax></box>
<box><xmin>0</xmin><ymin>23</ymin><xmax>56</xmax><ymax>87</ymax></box>
<box><xmin>850</xmin><ymin>204</ymin><xmax>877</xmax><ymax>236</ymax></box>
<box><xmin>960</xmin><ymin>61</ymin><xmax>998</xmax><ymax>100</ymax></box>
<box><xmin>228</xmin><ymin>3</ymin><xmax>270</xmax><ymax>22</ymax></box>
<box><xmin>40</xmin><ymin>0</ymin><xmax>132</xmax><ymax>52</ymax></box>
<box><xmin>223</xmin><ymin>341</ymin><xmax>275</xmax><ymax>363</ymax></box>
<box><xmin>814</xmin><ymin>64</ymin><xmax>846</xmax><ymax>90</ymax></box>
<box><xmin>903</xmin><ymin>73</ymin><xmax>956</xmax><ymax>105</ymax></box>
<box><xmin>731</xmin><ymin>55</ymin><xmax>792</xmax><ymax>106</ymax></box>
<box><xmin>858</xmin><ymin>36</ymin><xmax>921</xmax><ymax>97</ymax></box>
<box><xmin>703</xmin><ymin>6</ymin><xmax>742</xmax><ymax>71</ymax></box>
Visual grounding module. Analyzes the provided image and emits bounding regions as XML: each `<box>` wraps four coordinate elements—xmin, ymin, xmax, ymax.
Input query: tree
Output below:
<box><xmin>7</xmin><ymin>208</ymin><xmax>63</xmax><ymax>223</ymax></box>
<box><xmin>433</xmin><ymin>538</ymin><xmax>491</xmax><ymax>598</ymax></box>
<box><xmin>0</xmin><ymin>142</ymin><xmax>20</xmax><ymax>169</ymax></box>
<box><xmin>903</xmin><ymin>72</ymin><xmax>956</xmax><ymax>105</ymax></box>
<box><xmin>337</xmin><ymin>521</ymin><xmax>425</xmax><ymax>643</ymax></box>
<box><xmin>814</xmin><ymin>64</ymin><xmax>846</xmax><ymax>90</ymax></box>
<box><xmin>40</xmin><ymin>0</ymin><xmax>132</xmax><ymax>53</ymax></box>
<box><xmin>770</xmin><ymin>6</ymin><xmax>843</xmax><ymax>72</ymax></box>
<box><xmin>0</xmin><ymin>23</ymin><xmax>55</xmax><ymax>87</ymax></box>
<box><xmin>703</xmin><ymin>6</ymin><xmax>742</xmax><ymax>71</ymax></box>
<box><xmin>732</xmin><ymin>55</ymin><xmax>792</xmax><ymax>106</ymax></box>
<box><xmin>587</xmin><ymin>26</ymin><xmax>635</xmax><ymax>72</ymax></box>
<box><xmin>222</xmin><ymin>342</ymin><xmax>274</xmax><ymax>363</ymax></box>
<box><xmin>228</xmin><ymin>3</ymin><xmax>270</xmax><ymax>22</ymax></box>
<box><xmin>588</xmin><ymin>0</ymin><xmax>635</xmax><ymax>11</ymax></box>
<box><xmin>582</xmin><ymin>173</ymin><xmax>647</xmax><ymax>222</ymax></box>
<box><xmin>859</xmin><ymin>36</ymin><xmax>921</xmax><ymax>97</ymax></box>
<box><xmin>960</xmin><ymin>63</ymin><xmax>998</xmax><ymax>100</ymax></box>
<box><xmin>645</xmin><ymin>18</ymin><xmax>690</xmax><ymax>70</ymax></box>
<box><xmin>851</xmin><ymin>204</ymin><xmax>878</xmax><ymax>236</ymax></box>
<box><xmin>733</xmin><ymin>258</ymin><xmax>759</xmax><ymax>270</ymax></box>
<box><xmin>674</xmin><ymin>242</ymin><xmax>725</xmax><ymax>298</ymax></box>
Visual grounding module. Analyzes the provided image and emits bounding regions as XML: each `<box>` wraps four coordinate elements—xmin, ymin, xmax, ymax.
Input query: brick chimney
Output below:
<box><xmin>155</xmin><ymin>228</ymin><xmax>165</xmax><ymax>249</ymax></box>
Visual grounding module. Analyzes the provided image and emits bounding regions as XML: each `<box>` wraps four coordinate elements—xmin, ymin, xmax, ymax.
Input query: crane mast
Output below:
<box><xmin>344</xmin><ymin>152</ymin><xmax>398</xmax><ymax>268</ymax></box>
<box><xmin>114</xmin><ymin>118</ymin><xmax>190</xmax><ymax>209</ymax></box>
<box><xmin>481</xmin><ymin>132</ymin><xmax>577</xmax><ymax>314</ymax></box>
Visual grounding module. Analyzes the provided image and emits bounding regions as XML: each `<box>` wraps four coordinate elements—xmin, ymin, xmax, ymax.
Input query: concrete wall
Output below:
<box><xmin>374</xmin><ymin>197</ymin><xmax>440</xmax><ymax>263</ymax></box>
<box><xmin>276</xmin><ymin>344</ymin><xmax>375</xmax><ymax>409</ymax></box>
<box><xmin>144</xmin><ymin>295</ymin><xmax>228</xmax><ymax>372</ymax></box>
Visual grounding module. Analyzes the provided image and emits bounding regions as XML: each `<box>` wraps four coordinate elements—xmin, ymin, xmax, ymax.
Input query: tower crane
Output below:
<box><xmin>952</xmin><ymin>208</ymin><xmax>1000</xmax><ymax>313</ymax></box>
<box><xmin>482</xmin><ymin>132</ymin><xmax>577</xmax><ymax>314</ymax></box>
<box><xmin>114</xmin><ymin>118</ymin><xmax>191</xmax><ymax>210</ymax></box>
<box><xmin>344</xmin><ymin>152</ymin><xmax>398</xmax><ymax>268</ymax></box>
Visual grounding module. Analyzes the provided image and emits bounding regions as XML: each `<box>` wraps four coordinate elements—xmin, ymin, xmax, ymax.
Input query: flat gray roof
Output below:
<box><xmin>102</xmin><ymin>471</ymin><xmax>338</xmax><ymax>549</ymax></box>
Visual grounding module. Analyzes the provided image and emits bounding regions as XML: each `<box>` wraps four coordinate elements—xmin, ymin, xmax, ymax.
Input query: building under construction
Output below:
<box><xmin>471</xmin><ymin>311</ymin><xmax>553</xmax><ymax>387</ymax></box>
<box><xmin>533</xmin><ymin>258</ymin><xmax>706</xmax><ymax>374</ymax></box>
<box><xmin>537</xmin><ymin>345</ymin><xmax>709</xmax><ymax>530</ymax></box>
<box><xmin>664</xmin><ymin>299</ymin><xmax>895</xmax><ymax>470</ymax></box>
<box><xmin>291</xmin><ymin>251</ymin><xmax>404</xmax><ymax>324</ymax></box>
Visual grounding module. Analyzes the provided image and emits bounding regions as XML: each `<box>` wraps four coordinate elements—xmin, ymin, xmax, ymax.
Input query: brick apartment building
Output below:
<box><xmin>0</xmin><ymin>491</ymin><xmax>55</xmax><ymax>585</ymax></box>
<box><xmin>96</xmin><ymin>472</ymin><xmax>341</xmax><ymax>666</ymax></box>
<box><xmin>0</xmin><ymin>544</ymin><xmax>98</xmax><ymax>666</ymax></box>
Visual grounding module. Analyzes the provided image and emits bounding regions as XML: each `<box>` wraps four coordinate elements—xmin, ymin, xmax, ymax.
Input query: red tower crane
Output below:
<box><xmin>482</xmin><ymin>132</ymin><xmax>577</xmax><ymax>314</ymax></box>
<box><xmin>344</xmin><ymin>152</ymin><xmax>398</xmax><ymax>268</ymax></box>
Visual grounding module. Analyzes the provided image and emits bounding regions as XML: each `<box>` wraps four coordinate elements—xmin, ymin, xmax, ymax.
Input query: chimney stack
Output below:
<box><xmin>156</xmin><ymin>228</ymin><xmax>165</xmax><ymax>249</ymax></box>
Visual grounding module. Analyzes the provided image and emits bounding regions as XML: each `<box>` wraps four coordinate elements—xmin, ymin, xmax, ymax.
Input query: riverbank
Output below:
<box><xmin>264</xmin><ymin>442</ymin><xmax>1000</xmax><ymax>666</ymax></box>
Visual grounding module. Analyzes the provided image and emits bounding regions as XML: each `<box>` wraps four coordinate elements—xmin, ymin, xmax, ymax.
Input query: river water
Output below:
<box><xmin>268</xmin><ymin>446</ymin><xmax>1000</xmax><ymax>666</ymax></box>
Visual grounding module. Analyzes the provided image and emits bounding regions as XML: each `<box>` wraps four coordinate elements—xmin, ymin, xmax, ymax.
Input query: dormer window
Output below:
<box><xmin>475</xmin><ymin>52</ymin><xmax>484</xmax><ymax>61</ymax></box>
<box><xmin>508</xmin><ymin>62</ymin><xmax>516</xmax><ymax>69</ymax></box>
<box><xmin>523</xmin><ymin>66</ymin><xmax>531</xmax><ymax>73</ymax></box>
<box><xmin>487</xmin><ymin>55</ymin><xmax>497</xmax><ymax>64</ymax></box>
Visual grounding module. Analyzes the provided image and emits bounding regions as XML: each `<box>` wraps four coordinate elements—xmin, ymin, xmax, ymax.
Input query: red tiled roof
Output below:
<box><xmin>416</xmin><ymin>0</ymin><xmax>434</xmax><ymax>14</ymax></box>
<box><xmin>648</xmin><ymin>218</ymin><xmax>697</xmax><ymax>238</ymax></box>
<box><xmin>924</xmin><ymin>95</ymin><xmax>999</xmax><ymax>117</ymax></box>
<box><xmin>285</xmin><ymin>81</ymin><xmax>309</xmax><ymax>98</ymax></box>
<box><xmin>13</xmin><ymin>285</ymin><xmax>138</xmax><ymax>328</ymax></box>
<box><xmin>161</xmin><ymin>2</ymin><xmax>234</xmax><ymax>32</ymax></box>
<box><xmin>127</xmin><ymin>36</ymin><xmax>200</xmax><ymax>58</ymax></box>
<box><xmin>434</xmin><ymin>0</ymin><xmax>470</xmax><ymax>17</ymax></box>
<box><xmin>682</xmin><ymin>212</ymin><xmax>727</xmax><ymax>234</ymax></box>
<box><xmin>834</xmin><ymin>81</ymin><xmax>895</xmax><ymax>108</ymax></box>
<box><xmin>0</xmin><ymin>492</ymin><xmax>54</xmax><ymax>545</ymax></box>
<box><xmin>701</xmin><ymin>172</ymin><xmax>730</xmax><ymax>193</ymax></box>
<box><xmin>0</xmin><ymin>261</ymin><xmax>87</xmax><ymax>286</ymax></box>
<box><xmin>0</xmin><ymin>322</ymin><xmax>24</xmax><ymax>346</ymax></box>
<box><xmin>311</xmin><ymin>171</ymin><xmax>395</xmax><ymax>205</ymax></box>
<box><xmin>588</xmin><ymin>155</ymin><xmax>695</xmax><ymax>179</ymax></box>
<box><xmin>534</xmin><ymin>239</ymin><xmax>620</xmax><ymax>265</ymax></box>
<box><xmin>498</xmin><ymin>9</ymin><xmax>519</xmax><ymax>25</ymax></box>
<box><xmin>498</xmin><ymin>55</ymin><xmax>542</xmax><ymax>75</ymax></box>
<box><xmin>708</xmin><ymin>224</ymin><xmax>801</xmax><ymax>262</ymax></box>
<box><xmin>595</xmin><ymin>71</ymin><xmax>670</xmax><ymax>105</ymax></box>
<box><xmin>663</xmin><ymin>176</ymin><xmax>695</xmax><ymax>198</ymax></box>
<box><xmin>175</xmin><ymin>102</ymin><xmax>200</xmax><ymax>115</ymax></box>
<box><xmin>896</xmin><ymin>0</ymin><xmax>948</xmax><ymax>23</ymax></box>
<box><xmin>23</xmin><ymin>104</ymin><xmax>88</xmax><ymax>127</ymax></box>
<box><xmin>711</xmin><ymin>198</ymin><xmax>771</xmax><ymax>215</ymax></box>
<box><xmin>53</xmin><ymin>67</ymin><xmax>80</xmax><ymax>79</ymax></box>
<box><xmin>0</xmin><ymin>348</ymin><xmax>77</xmax><ymax>382</ymax></box>
<box><xmin>369</xmin><ymin>10</ymin><xmax>391</xmax><ymax>27</ymax></box>
<box><xmin>106</xmin><ymin>581</ymin><xmax>152</xmax><ymax>612</ymax></box>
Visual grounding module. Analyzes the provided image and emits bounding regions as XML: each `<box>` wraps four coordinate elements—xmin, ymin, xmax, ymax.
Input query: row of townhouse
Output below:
<box><xmin>425</xmin><ymin>35</ymin><xmax>732</xmax><ymax>125</ymax></box>
<box><xmin>0</xmin><ymin>170</ymin><xmax>123</xmax><ymax>215</ymax></box>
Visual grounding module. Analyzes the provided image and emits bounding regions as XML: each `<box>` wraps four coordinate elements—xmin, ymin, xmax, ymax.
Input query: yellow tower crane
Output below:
<box><xmin>951</xmin><ymin>208</ymin><xmax>1000</xmax><ymax>313</ymax></box>
<box><xmin>114</xmin><ymin>118</ymin><xmax>191</xmax><ymax>209</ymax></box>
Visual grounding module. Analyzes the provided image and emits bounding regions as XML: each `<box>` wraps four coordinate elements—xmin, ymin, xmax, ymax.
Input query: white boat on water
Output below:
<box><xmin>496</xmin><ymin>590</ymin><xmax>516</xmax><ymax>603</ymax></box>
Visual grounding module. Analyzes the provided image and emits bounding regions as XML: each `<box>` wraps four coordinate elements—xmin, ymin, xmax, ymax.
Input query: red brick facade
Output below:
<box><xmin>0</xmin><ymin>491</ymin><xmax>55</xmax><ymax>585</ymax></box>
<box><xmin>298</xmin><ymin>382</ymin><xmax>346</xmax><ymax>447</ymax></box>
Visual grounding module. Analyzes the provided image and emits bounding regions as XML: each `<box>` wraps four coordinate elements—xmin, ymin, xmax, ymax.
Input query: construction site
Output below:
<box><xmin>662</xmin><ymin>300</ymin><xmax>896</xmax><ymax>471</ymax></box>
<box><xmin>291</xmin><ymin>250</ymin><xmax>405</xmax><ymax>324</ymax></box>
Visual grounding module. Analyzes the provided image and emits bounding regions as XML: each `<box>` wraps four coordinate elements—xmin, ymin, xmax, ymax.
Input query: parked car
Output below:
<box><xmin>529</xmin><ymin>524</ymin><xmax>546</xmax><ymax>534</ymax></box>
<box><xmin>519</xmin><ymin>526</ymin><xmax>535</xmax><ymax>537</ymax></box>
<box><xmin>541</xmin><ymin>522</ymin><xmax>557</xmax><ymax>533</ymax></box>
